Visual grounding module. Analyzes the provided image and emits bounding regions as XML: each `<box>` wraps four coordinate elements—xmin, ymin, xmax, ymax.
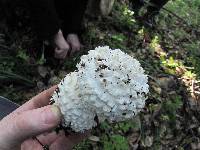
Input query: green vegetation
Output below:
<box><xmin>101</xmin><ymin>135</ymin><xmax>129</xmax><ymax>150</ymax></box>
<box><xmin>1</xmin><ymin>0</ymin><xmax>200</xmax><ymax>149</ymax></box>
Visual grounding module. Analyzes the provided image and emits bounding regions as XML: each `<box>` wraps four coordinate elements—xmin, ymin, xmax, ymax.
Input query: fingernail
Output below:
<box><xmin>51</xmin><ymin>105</ymin><xmax>61</xmax><ymax>118</ymax></box>
<box><xmin>43</xmin><ymin>105</ymin><xmax>61</xmax><ymax>124</ymax></box>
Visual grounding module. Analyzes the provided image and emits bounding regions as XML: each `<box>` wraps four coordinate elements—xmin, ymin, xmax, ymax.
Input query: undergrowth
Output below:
<box><xmin>0</xmin><ymin>0</ymin><xmax>200</xmax><ymax>149</ymax></box>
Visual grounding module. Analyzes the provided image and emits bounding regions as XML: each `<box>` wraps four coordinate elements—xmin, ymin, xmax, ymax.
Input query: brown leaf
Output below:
<box><xmin>142</xmin><ymin>136</ymin><xmax>153</xmax><ymax>147</ymax></box>
<box><xmin>89</xmin><ymin>136</ymin><xmax>100</xmax><ymax>142</ymax></box>
<box><xmin>37</xmin><ymin>66</ymin><xmax>49</xmax><ymax>78</ymax></box>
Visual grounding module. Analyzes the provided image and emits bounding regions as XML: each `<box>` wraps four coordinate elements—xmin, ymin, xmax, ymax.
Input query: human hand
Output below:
<box><xmin>54</xmin><ymin>48</ymin><xmax>69</xmax><ymax>59</ymax></box>
<box><xmin>0</xmin><ymin>86</ymin><xmax>89</xmax><ymax>150</ymax></box>
<box><xmin>54</xmin><ymin>30</ymin><xmax>70</xmax><ymax>59</ymax></box>
<box><xmin>67</xmin><ymin>34</ymin><xmax>82</xmax><ymax>56</ymax></box>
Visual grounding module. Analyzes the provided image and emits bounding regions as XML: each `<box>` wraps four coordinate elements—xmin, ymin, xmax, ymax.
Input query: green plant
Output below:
<box><xmin>114</xmin><ymin>119</ymin><xmax>141</xmax><ymax>133</ymax></box>
<box><xmin>160</xmin><ymin>56</ymin><xmax>183</xmax><ymax>75</ymax></box>
<box><xmin>115</xmin><ymin>122</ymin><xmax>133</xmax><ymax>133</ymax></box>
<box><xmin>161</xmin><ymin>56</ymin><xmax>180</xmax><ymax>68</ymax></box>
<box><xmin>36</xmin><ymin>49</ymin><xmax>46</xmax><ymax>65</ymax></box>
<box><xmin>100</xmin><ymin>121</ymin><xmax>111</xmax><ymax>131</ymax></box>
<box><xmin>17</xmin><ymin>49</ymin><xmax>29</xmax><ymax>61</ymax></box>
<box><xmin>74</xmin><ymin>140</ymin><xmax>92</xmax><ymax>150</ymax></box>
<box><xmin>0</xmin><ymin>71</ymin><xmax>35</xmax><ymax>87</ymax></box>
<box><xmin>112</xmin><ymin>2</ymin><xmax>135</xmax><ymax>29</ymax></box>
<box><xmin>150</xmin><ymin>36</ymin><xmax>160</xmax><ymax>50</ymax></box>
<box><xmin>161</xmin><ymin>95</ymin><xmax>183</xmax><ymax>125</ymax></box>
<box><xmin>101</xmin><ymin>134</ymin><xmax>129</xmax><ymax>150</ymax></box>
<box><xmin>183</xmin><ymin>70</ymin><xmax>196</xmax><ymax>79</ymax></box>
<box><xmin>165</xmin><ymin>0</ymin><xmax>200</xmax><ymax>26</ymax></box>
<box><xmin>103</xmin><ymin>33</ymin><xmax>127</xmax><ymax>50</ymax></box>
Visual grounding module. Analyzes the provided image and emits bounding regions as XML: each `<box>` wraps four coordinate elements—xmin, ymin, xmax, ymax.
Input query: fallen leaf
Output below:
<box><xmin>38</xmin><ymin>66</ymin><xmax>49</xmax><ymax>78</ymax></box>
<box><xmin>143</xmin><ymin>136</ymin><xmax>153</xmax><ymax>147</ymax></box>
<box><xmin>89</xmin><ymin>136</ymin><xmax>100</xmax><ymax>142</ymax></box>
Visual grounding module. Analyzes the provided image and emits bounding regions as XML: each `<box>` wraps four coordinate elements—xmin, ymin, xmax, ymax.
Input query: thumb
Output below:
<box><xmin>0</xmin><ymin>105</ymin><xmax>61</xmax><ymax>149</ymax></box>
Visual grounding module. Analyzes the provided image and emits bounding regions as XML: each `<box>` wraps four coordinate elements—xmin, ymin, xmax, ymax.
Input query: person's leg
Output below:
<box><xmin>130</xmin><ymin>0</ymin><xmax>144</xmax><ymax>16</ymax></box>
<box><xmin>27</xmin><ymin>0</ymin><xmax>69</xmax><ymax>59</ymax></box>
<box><xmin>60</xmin><ymin>0</ymin><xmax>88</xmax><ymax>37</ymax></box>
<box><xmin>27</xmin><ymin>0</ymin><xmax>60</xmax><ymax>39</ymax></box>
<box><xmin>55</xmin><ymin>0</ymin><xmax>88</xmax><ymax>55</ymax></box>
<box><xmin>139</xmin><ymin>0</ymin><xmax>169</xmax><ymax>27</ymax></box>
<box><xmin>147</xmin><ymin>0</ymin><xmax>169</xmax><ymax>16</ymax></box>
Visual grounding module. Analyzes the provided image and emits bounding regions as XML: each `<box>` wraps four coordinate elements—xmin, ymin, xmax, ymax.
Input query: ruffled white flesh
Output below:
<box><xmin>52</xmin><ymin>46</ymin><xmax>149</xmax><ymax>132</ymax></box>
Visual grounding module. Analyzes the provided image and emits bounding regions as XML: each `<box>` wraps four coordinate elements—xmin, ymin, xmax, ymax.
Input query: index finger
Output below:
<box><xmin>14</xmin><ymin>86</ymin><xmax>57</xmax><ymax>113</ymax></box>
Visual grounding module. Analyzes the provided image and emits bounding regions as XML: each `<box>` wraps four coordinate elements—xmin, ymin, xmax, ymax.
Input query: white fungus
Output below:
<box><xmin>51</xmin><ymin>46</ymin><xmax>149</xmax><ymax>132</ymax></box>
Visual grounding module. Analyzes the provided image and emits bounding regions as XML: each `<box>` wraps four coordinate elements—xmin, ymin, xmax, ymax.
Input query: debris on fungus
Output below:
<box><xmin>51</xmin><ymin>46</ymin><xmax>149</xmax><ymax>132</ymax></box>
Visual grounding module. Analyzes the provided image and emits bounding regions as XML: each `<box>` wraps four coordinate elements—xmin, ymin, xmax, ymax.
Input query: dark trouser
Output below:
<box><xmin>27</xmin><ymin>0</ymin><xmax>88</xmax><ymax>40</ymax></box>
<box><xmin>131</xmin><ymin>0</ymin><xmax>169</xmax><ymax>16</ymax></box>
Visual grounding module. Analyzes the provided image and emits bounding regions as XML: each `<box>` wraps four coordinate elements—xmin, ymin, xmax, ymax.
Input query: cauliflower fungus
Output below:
<box><xmin>51</xmin><ymin>46</ymin><xmax>149</xmax><ymax>132</ymax></box>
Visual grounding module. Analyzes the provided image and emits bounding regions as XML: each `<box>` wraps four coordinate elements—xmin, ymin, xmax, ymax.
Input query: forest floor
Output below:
<box><xmin>0</xmin><ymin>0</ymin><xmax>200</xmax><ymax>149</ymax></box>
